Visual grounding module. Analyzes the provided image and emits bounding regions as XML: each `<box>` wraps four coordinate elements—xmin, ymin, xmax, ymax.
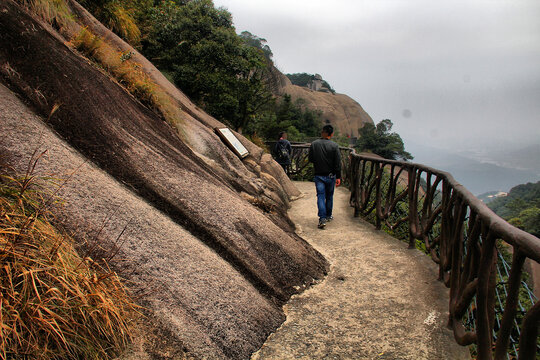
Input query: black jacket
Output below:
<box><xmin>274</xmin><ymin>139</ymin><xmax>292</xmax><ymax>165</ymax></box>
<box><xmin>308</xmin><ymin>138</ymin><xmax>341</xmax><ymax>179</ymax></box>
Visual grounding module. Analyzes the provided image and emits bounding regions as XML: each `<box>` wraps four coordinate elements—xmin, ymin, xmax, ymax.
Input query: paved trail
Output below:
<box><xmin>252</xmin><ymin>181</ymin><xmax>470</xmax><ymax>360</ymax></box>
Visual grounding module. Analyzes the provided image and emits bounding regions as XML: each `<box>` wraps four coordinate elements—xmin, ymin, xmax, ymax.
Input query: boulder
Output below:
<box><xmin>0</xmin><ymin>1</ymin><xmax>328</xmax><ymax>358</ymax></box>
<box><xmin>275</xmin><ymin>72</ymin><xmax>374</xmax><ymax>137</ymax></box>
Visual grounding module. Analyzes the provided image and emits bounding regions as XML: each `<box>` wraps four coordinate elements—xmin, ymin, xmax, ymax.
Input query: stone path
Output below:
<box><xmin>252</xmin><ymin>182</ymin><xmax>470</xmax><ymax>359</ymax></box>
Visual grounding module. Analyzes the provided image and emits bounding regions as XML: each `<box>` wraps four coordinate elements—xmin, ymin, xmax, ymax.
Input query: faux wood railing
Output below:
<box><xmin>288</xmin><ymin>144</ymin><xmax>540</xmax><ymax>359</ymax></box>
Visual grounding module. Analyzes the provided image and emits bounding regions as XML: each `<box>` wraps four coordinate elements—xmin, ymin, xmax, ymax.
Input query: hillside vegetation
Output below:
<box><xmin>75</xmin><ymin>0</ymin><xmax>377</xmax><ymax>142</ymax></box>
<box><xmin>488</xmin><ymin>181</ymin><xmax>540</xmax><ymax>237</ymax></box>
<box><xmin>76</xmin><ymin>0</ymin><xmax>319</xmax><ymax>140</ymax></box>
<box><xmin>286</xmin><ymin>72</ymin><xmax>335</xmax><ymax>93</ymax></box>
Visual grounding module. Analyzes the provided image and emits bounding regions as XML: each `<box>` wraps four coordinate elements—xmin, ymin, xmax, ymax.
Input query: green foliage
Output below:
<box><xmin>355</xmin><ymin>119</ymin><xmax>413</xmax><ymax>161</ymax></box>
<box><xmin>79</xmin><ymin>0</ymin><xmax>330</xmax><ymax>138</ymax></box>
<box><xmin>488</xmin><ymin>181</ymin><xmax>540</xmax><ymax>237</ymax></box>
<box><xmin>247</xmin><ymin>94</ymin><xmax>322</xmax><ymax>141</ymax></box>
<box><xmin>321</xmin><ymin>80</ymin><xmax>335</xmax><ymax>94</ymax></box>
<box><xmin>331</xmin><ymin>129</ymin><xmax>351</xmax><ymax>147</ymax></box>
<box><xmin>139</xmin><ymin>0</ymin><xmax>271</xmax><ymax>132</ymax></box>
<box><xmin>239</xmin><ymin>31</ymin><xmax>273</xmax><ymax>61</ymax></box>
<box><xmin>286</xmin><ymin>73</ymin><xmax>335</xmax><ymax>93</ymax></box>
<box><xmin>79</xmin><ymin>0</ymin><xmax>149</xmax><ymax>44</ymax></box>
<box><xmin>287</xmin><ymin>73</ymin><xmax>313</xmax><ymax>87</ymax></box>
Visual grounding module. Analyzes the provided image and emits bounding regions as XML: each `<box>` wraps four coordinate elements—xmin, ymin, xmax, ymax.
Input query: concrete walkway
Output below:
<box><xmin>252</xmin><ymin>182</ymin><xmax>470</xmax><ymax>360</ymax></box>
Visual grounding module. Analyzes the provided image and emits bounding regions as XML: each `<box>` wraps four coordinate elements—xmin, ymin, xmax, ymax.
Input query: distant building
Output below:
<box><xmin>308</xmin><ymin>74</ymin><xmax>323</xmax><ymax>91</ymax></box>
<box><xmin>487</xmin><ymin>191</ymin><xmax>508</xmax><ymax>199</ymax></box>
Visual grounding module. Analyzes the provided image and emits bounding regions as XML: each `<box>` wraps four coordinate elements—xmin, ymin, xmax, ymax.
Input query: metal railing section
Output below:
<box><xmin>289</xmin><ymin>144</ymin><xmax>540</xmax><ymax>359</ymax></box>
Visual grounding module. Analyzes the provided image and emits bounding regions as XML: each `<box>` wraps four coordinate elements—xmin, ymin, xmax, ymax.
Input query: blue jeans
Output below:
<box><xmin>314</xmin><ymin>175</ymin><xmax>335</xmax><ymax>220</ymax></box>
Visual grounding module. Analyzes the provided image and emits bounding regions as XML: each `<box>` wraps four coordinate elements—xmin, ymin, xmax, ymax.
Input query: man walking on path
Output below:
<box><xmin>273</xmin><ymin>131</ymin><xmax>292</xmax><ymax>173</ymax></box>
<box><xmin>309</xmin><ymin>125</ymin><xmax>341</xmax><ymax>229</ymax></box>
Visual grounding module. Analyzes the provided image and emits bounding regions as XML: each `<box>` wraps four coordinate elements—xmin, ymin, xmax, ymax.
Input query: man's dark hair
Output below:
<box><xmin>278</xmin><ymin>131</ymin><xmax>286</xmax><ymax>140</ymax></box>
<box><xmin>322</xmin><ymin>124</ymin><xmax>334</xmax><ymax>135</ymax></box>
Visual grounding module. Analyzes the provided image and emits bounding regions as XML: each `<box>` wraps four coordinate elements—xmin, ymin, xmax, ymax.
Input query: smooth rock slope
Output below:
<box><xmin>0</xmin><ymin>1</ymin><xmax>328</xmax><ymax>358</ymax></box>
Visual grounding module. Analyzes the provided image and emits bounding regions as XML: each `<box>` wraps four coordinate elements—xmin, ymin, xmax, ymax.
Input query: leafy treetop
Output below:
<box><xmin>139</xmin><ymin>0</ymin><xmax>271</xmax><ymax>133</ymax></box>
<box><xmin>239</xmin><ymin>31</ymin><xmax>273</xmax><ymax>61</ymax></box>
<box><xmin>355</xmin><ymin>119</ymin><xmax>413</xmax><ymax>161</ymax></box>
<box><xmin>286</xmin><ymin>73</ymin><xmax>335</xmax><ymax>94</ymax></box>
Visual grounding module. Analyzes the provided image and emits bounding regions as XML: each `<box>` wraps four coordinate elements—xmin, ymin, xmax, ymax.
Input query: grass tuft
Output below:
<box><xmin>0</xmin><ymin>160</ymin><xmax>137</xmax><ymax>360</ymax></box>
<box><xmin>17</xmin><ymin>0</ymin><xmax>75</xmax><ymax>31</ymax></box>
<box><xmin>71</xmin><ymin>27</ymin><xmax>159</xmax><ymax>109</ymax></box>
<box><xmin>21</xmin><ymin>0</ymin><xmax>188</xmax><ymax>139</ymax></box>
<box><xmin>102</xmin><ymin>2</ymin><xmax>141</xmax><ymax>44</ymax></box>
<box><xmin>70</xmin><ymin>26</ymin><xmax>189</xmax><ymax>133</ymax></box>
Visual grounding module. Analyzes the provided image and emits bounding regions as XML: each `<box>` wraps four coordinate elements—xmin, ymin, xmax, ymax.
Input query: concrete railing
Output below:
<box><xmin>288</xmin><ymin>144</ymin><xmax>540</xmax><ymax>360</ymax></box>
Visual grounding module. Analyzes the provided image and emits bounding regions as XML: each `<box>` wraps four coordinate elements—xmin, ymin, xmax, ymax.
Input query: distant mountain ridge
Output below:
<box><xmin>483</xmin><ymin>144</ymin><xmax>540</xmax><ymax>174</ymax></box>
<box><xmin>406</xmin><ymin>141</ymin><xmax>540</xmax><ymax>195</ymax></box>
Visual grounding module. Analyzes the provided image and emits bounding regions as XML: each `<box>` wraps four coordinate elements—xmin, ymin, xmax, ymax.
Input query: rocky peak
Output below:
<box><xmin>273</xmin><ymin>69</ymin><xmax>374</xmax><ymax>137</ymax></box>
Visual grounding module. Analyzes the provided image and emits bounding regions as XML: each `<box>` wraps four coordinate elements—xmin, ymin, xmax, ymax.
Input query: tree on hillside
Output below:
<box><xmin>239</xmin><ymin>31</ymin><xmax>273</xmax><ymax>61</ymax></box>
<box><xmin>509</xmin><ymin>207</ymin><xmax>540</xmax><ymax>237</ymax></box>
<box><xmin>286</xmin><ymin>73</ymin><xmax>313</xmax><ymax>87</ymax></box>
<box><xmin>79</xmin><ymin>0</ymin><xmax>329</xmax><ymax>137</ymax></box>
<box><xmin>247</xmin><ymin>95</ymin><xmax>322</xmax><ymax>141</ymax></box>
<box><xmin>139</xmin><ymin>0</ymin><xmax>271</xmax><ymax>132</ymax></box>
<box><xmin>355</xmin><ymin>119</ymin><xmax>413</xmax><ymax>161</ymax></box>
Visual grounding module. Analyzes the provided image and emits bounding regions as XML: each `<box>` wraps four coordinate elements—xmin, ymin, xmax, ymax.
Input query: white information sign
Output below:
<box><xmin>215</xmin><ymin>128</ymin><xmax>249</xmax><ymax>158</ymax></box>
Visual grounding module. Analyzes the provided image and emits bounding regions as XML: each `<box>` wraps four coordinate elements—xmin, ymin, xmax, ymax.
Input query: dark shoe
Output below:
<box><xmin>326</xmin><ymin>216</ymin><xmax>334</xmax><ymax>222</ymax></box>
<box><xmin>318</xmin><ymin>218</ymin><xmax>327</xmax><ymax>229</ymax></box>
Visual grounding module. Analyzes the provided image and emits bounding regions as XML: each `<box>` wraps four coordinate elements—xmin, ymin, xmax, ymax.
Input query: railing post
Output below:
<box><xmin>448</xmin><ymin>197</ymin><xmax>467</xmax><ymax>333</ymax></box>
<box><xmin>518</xmin><ymin>301</ymin><xmax>540</xmax><ymax>359</ymax></box>
<box><xmin>494</xmin><ymin>250</ymin><xmax>526</xmax><ymax>360</ymax></box>
<box><xmin>476</xmin><ymin>232</ymin><xmax>497</xmax><ymax>360</ymax></box>
<box><xmin>374</xmin><ymin>164</ymin><xmax>383</xmax><ymax>230</ymax></box>
<box><xmin>407</xmin><ymin>166</ymin><xmax>417</xmax><ymax>249</ymax></box>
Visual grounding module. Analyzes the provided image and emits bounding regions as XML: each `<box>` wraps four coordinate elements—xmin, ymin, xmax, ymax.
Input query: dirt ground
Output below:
<box><xmin>252</xmin><ymin>181</ymin><xmax>471</xmax><ymax>359</ymax></box>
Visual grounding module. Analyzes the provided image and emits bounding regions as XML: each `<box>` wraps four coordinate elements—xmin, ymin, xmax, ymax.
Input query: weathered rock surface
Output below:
<box><xmin>0</xmin><ymin>1</ymin><xmax>328</xmax><ymax>358</ymax></box>
<box><xmin>275</xmin><ymin>71</ymin><xmax>374</xmax><ymax>137</ymax></box>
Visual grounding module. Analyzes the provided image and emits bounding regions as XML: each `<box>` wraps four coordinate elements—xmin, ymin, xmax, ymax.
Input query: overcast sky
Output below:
<box><xmin>213</xmin><ymin>0</ymin><xmax>540</xmax><ymax>154</ymax></box>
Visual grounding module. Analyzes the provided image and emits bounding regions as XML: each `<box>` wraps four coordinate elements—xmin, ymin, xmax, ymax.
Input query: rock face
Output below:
<box><xmin>0</xmin><ymin>1</ymin><xmax>328</xmax><ymax>358</ymax></box>
<box><xmin>275</xmin><ymin>71</ymin><xmax>374</xmax><ymax>137</ymax></box>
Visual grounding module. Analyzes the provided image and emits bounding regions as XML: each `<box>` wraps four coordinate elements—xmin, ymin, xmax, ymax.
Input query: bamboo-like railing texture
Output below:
<box><xmin>288</xmin><ymin>144</ymin><xmax>540</xmax><ymax>359</ymax></box>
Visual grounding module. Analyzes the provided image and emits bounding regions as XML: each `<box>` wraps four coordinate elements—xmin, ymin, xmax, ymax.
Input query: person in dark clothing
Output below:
<box><xmin>273</xmin><ymin>131</ymin><xmax>292</xmax><ymax>173</ymax></box>
<box><xmin>308</xmin><ymin>124</ymin><xmax>341</xmax><ymax>229</ymax></box>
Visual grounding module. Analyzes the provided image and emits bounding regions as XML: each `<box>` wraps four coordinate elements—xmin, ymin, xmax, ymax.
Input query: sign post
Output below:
<box><xmin>215</xmin><ymin>128</ymin><xmax>249</xmax><ymax>159</ymax></box>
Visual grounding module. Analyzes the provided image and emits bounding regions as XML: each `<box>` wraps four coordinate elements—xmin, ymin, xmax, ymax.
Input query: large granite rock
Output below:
<box><xmin>0</xmin><ymin>1</ymin><xmax>328</xmax><ymax>358</ymax></box>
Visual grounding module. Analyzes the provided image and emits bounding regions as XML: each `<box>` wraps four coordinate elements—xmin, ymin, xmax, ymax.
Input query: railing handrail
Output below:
<box><xmin>288</xmin><ymin>143</ymin><xmax>540</xmax><ymax>359</ymax></box>
<box><xmin>348</xmin><ymin>151</ymin><xmax>540</xmax><ymax>263</ymax></box>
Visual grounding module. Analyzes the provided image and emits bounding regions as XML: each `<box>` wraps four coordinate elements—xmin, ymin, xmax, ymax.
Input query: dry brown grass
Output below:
<box><xmin>21</xmin><ymin>0</ymin><xmax>188</xmax><ymax>140</ymax></box>
<box><xmin>101</xmin><ymin>2</ymin><xmax>141</xmax><ymax>44</ymax></box>
<box><xmin>70</xmin><ymin>26</ymin><xmax>187</xmax><ymax>130</ymax></box>
<box><xmin>0</xmin><ymin>158</ymin><xmax>137</xmax><ymax>360</ymax></box>
<box><xmin>71</xmin><ymin>27</ymin><xmax>157</xmax><ymax>104</ymax></box>
<box><xmin>17</xmin><ymin>0</ymin><xmax>75</xmax><ymax>30</ymax></box>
